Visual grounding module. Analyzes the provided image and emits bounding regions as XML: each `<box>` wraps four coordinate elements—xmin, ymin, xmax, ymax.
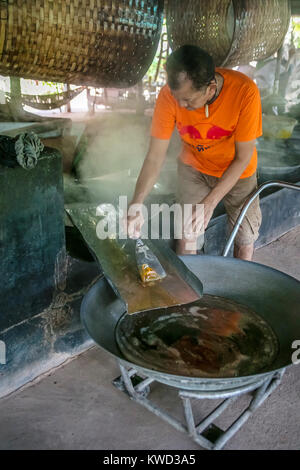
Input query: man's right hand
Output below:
<box><xmin>124</xmin><ymin>203</ymin><xmax>145</xmax><ymax>239</ymax></box>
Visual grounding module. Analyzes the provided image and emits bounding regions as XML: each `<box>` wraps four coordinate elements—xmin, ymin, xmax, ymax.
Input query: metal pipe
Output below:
<box><xmin>134</xmin><ymin>377</ymin><xmax>155</xmax><ymax>393</ymax></box>
<box><xmin>118</xmin><ymin>364</ymin><xmax>154</xmax><ymax>394</ymax></box>
<box><xmin>134</xmin><ymin>396</ymin><xmax>187</xmax><ymax>434</ymax></box>
<box><xmin>127</xmin><ymin>368</ymin><xmax>138</xmax><ymax>378</ymax></box>
<box><xmin>193</xmin><ymin>434</ymin><xmax>214</xmax><ymax>450</ymax></box>
<box><xmin>195</xmin><ymin>396</ymin><xmax>238</xmax><ymax>434</ymax></box>
<box><xmin>223</xmin><ymin>181</ymin><xmax>300</xmax><ymax>257</ymax></box>
<box><xmin>247</xmin><ymin>376</ymin><xmax>273</xmax><ymax>411</ymax></box>
<box><xmin>181</xmin><ymin>397</ymin><xmax>215</xmax><ymax>449</ymax></box>
<box><xmin>213</xmin><ymin>372</ymin><xmax>283</xmax><ymax>450</ymax></box>
<box><xmin>181</xmin><ymin>397</ymin><xmax>197</xmax><ymax>438</ymax></box>
<box><xmin>134</xmin><ymin>395</ymin><xmax>214</xmax><ymax>449</ymax></box>
<box><xmin>249</xmin><ymin>371</ymin><xmax>284</xmax><ymax>412</ymax></box>
<box><xmin>214</xmin><ymin>408</ymin><xmax>252</xmax><ymax>450</ymax></box>
<box><xmin>119</xmin><ymin>363</ymin><xmax>138</xmax><ymax>397</ymax></box>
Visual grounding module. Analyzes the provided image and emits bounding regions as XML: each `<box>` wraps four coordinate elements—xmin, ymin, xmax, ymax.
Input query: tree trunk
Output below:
<box><xmin>9</xmin><ymin>77</ymin><xmax>24</xmax><ymax>118</ymax></box>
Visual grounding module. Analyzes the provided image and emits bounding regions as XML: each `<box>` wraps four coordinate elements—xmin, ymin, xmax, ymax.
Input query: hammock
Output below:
<box><xmin>5</xmin><ymin>86</ymin><xmax>86</xmax><ymax>110</ymax></box>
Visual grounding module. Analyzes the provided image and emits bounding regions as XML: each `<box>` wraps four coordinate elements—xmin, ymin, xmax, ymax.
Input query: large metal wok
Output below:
<box><xmin>81</xmin><ymin>182</ymin><xmax>300</xmax><ymax>392</ymax></box>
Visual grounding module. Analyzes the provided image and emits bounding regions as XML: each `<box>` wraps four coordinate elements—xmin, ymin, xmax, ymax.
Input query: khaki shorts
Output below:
<box><xmin>176</xmin><ymin>159</ymin><xmax>262</xmax><ymax>247</ymax></box>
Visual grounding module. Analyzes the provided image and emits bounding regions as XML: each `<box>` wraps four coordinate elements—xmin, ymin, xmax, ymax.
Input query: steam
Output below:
<box><xmin>78</xmin><ymin>113</ymin><xmax>151</xmax><ymax>180</ymax></box>
<box><xmin>71</xmin><ymin>111</ymin><xmax>181</xmax><ymax>205</ymax></box>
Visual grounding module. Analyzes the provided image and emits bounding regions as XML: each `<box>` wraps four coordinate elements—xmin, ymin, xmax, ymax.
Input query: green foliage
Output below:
<box><xmin>20</xmin><ymin>79</ymin><xmax>64</xmax><ymax>95</ymax></box>
<box><xmin>292</xmin><ymin>19</ymin><xmax>300</xmax><ymax>48</ymax></box>
<box><xmin>40</xmin><ymin>81</ymin><xmax>63</xmax><ymax>94</ymax></box>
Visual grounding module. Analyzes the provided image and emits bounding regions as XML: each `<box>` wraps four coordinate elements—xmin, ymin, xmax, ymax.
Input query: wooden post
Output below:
<box><xmin>136</xmin><ymin>80</ymin><xmax>145</xmax><ymax>115</ymax></box>
<box><xmin>273</xmin><ymin>45</ymin><xmax>284</xmax><ymax>96</ymax></box>
<box><xmin>66</xmin><ymin>84</ymin><xmax>71</xmax><ymax>113</ymax></box>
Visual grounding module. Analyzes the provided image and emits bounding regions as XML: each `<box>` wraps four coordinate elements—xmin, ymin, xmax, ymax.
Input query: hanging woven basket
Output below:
<box><xmin>166</xmin><ymin>0</ymin><xmax>291</xmax><ymax>67</ymax></box>
<box><xmin>225</xmin><ymin>0</ymin><xmax>291</xmax><ymax>67</ymax></box>
<box><xmin>167</xmin><ymin>0</ymin><xmax>235</xmax><ymax>66</ymax></box>
<box><xmin>0</xmin><ymin>0</ymin><xmax>164</xmax><ymax>88</ymax></box>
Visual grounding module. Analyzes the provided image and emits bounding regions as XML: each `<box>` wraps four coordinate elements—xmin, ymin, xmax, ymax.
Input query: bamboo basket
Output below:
<box><xmin>0</xmin><ymin>0</ymin><xmax>164</xmax><ymax>87</ymax></box>
<box><xmin>166</xmin><ymin>0</ymin><xmax>291</xmax><ymax>67</ymax></box>
<box><xmin>167</xmin><ymin>0</ymin><xmax>235</xmax><ymax>66</ymax></box>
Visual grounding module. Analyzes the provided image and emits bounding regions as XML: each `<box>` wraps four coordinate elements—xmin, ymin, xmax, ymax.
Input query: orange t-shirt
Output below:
<box><xmin>151</xmin><ymin>68</ymin><xmax>262</xmax><ymax>178</ymax></box>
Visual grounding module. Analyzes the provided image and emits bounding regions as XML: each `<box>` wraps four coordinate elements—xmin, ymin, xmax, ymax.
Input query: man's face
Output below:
<box><xmin>169</xmin><ymin>76</ymin><xmax>216</xmax><ymax>111</ymax></box>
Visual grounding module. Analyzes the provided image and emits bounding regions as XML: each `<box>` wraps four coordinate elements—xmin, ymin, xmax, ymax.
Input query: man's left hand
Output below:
<box><xmin>184</xmin><ymin>196</ymin><xmax>217</xmax><ymax>239</ymax></box>
<box><xmin>201</xmin><ymin>196</ymin><xmax>217</xmax><ymax>230</ymax></box>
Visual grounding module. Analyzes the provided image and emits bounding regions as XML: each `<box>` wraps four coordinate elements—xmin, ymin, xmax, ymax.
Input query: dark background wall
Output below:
<box><xmin>0</xmin><ymin>149</ymin><xmax>65</xmax><ymax>330</ymax></box>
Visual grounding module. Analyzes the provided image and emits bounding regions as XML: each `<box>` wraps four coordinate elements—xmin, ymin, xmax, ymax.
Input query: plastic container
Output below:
<box><xmin>262</xmin><ymin>114</ymin><xmax>298</xmax><ymax>139</ymax></box>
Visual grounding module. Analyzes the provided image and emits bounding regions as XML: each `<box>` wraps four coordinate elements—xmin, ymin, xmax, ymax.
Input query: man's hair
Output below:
<box><xmin>166</xmin><ymin>45</ymin><xmax>215</xmax><ymax>91</ymax></box>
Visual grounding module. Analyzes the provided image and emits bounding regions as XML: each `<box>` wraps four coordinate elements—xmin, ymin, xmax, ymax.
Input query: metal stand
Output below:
<box><xmin>113</xmin><ymin>363</ymin><xmax>285</xmax><ymax>450</ymax></box>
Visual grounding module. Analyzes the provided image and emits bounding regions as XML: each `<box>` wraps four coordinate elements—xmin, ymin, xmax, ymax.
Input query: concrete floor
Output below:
<box><xmin>0</xmin><ymin>227</ymin><xmax>299</xmax><ymax>450</ymax></box>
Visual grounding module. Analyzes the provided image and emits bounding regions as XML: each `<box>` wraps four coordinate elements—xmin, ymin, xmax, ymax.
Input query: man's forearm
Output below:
<box><xmin>204</xmin><ymin>139</ymin><xmax>256</xmax><ymax>206</ymax></box>
<box><xmin>130</xmin><ymin>137</ymin><xmax>170</xmax><ymax>205</ymax></box>
<box><xmin>131</xmin><ymin>157</ymin><xmax>164</xmax><ymax>204</ymax></box>
<box><xmin>205</xmin><ymin>157</ymin><xmax>250</xmax><ymax>205</ymax></box>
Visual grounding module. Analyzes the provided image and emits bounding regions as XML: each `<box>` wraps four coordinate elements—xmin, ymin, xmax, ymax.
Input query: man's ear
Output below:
<box><xmin>209</xmin><ymin>82</ymin><xmax>217</xmax><ymax>93</ymax></box>
<box><xmin>163</xmin><ymin>62</ymin><xmax>167</xmax><ymax>71</ymax></box>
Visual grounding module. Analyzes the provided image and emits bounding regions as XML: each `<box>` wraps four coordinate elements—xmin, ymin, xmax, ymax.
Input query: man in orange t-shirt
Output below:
<box><xmin>127</xmin><ymin>45</ymin><xmax>262</xmax><ymax>260</ymax></box>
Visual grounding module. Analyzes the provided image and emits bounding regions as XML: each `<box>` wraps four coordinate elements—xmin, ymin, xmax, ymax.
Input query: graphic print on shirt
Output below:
<box><xmin>177</xmin><ymin>121</ymin><xmax>233</xmax><ymax>155</ymax></box>
<box><xmin>178</xmin><ymin>124</ymin><xmax>202</xmax><ymax>139</ymax></box>
<box><xmin>206</xmin><ymin>126</ymin><xmax>232</xmax><ymax>139</ymax></box>
<box><xmin>178</xmin><ymin>121</ymin><xmax>232</xmax><ymax>141</ymax></box>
